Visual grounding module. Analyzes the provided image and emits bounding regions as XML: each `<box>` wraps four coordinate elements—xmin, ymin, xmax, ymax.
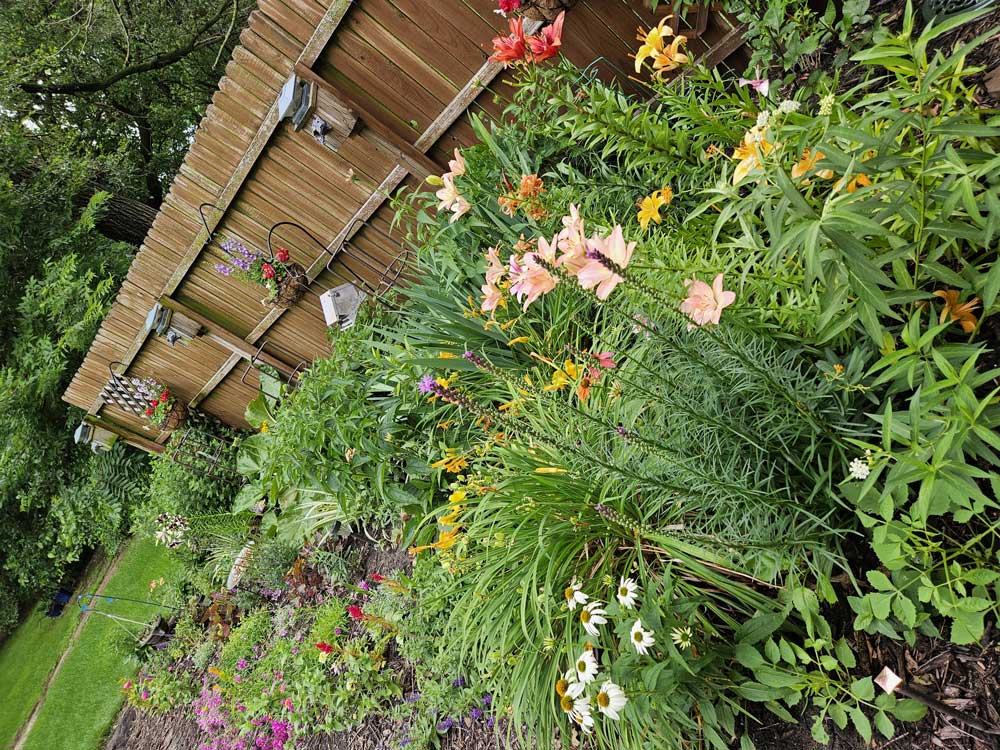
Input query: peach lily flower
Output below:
<box><xmin>651</xmin><ymin>36</ymin><xmax>689</xmax><ymax>76</ymax></box>
<box><xmin>436</xmin><ymin>174</ymin><xmax>470</xmax><ymax>222</ymax></box>
<box><xmin>485</xmin><ymin>246</ymin><xmax>505</xmax><ymax>286</ymax></box>
<box><xmin>791</xmin><ymin>148</ymin><xmax>834</xmax><ymax>181</ymax></box>
<box><xmin>576</xmin><ymin>225</ymin><xmax>636</xmax><ymax>300</ymax></box>
<box><xmin>557</xmin><ymin>204</ymin><xmax>589</xmax><ymax>274</ymax></box>
<box><xmin>679</xmin><ymin>273</ymin><xmax>736</xmax><ymax>329</ymax></box>
<box><xmin>509</xmin><ymin>252</ymin><xmax>557</xmax><ymax>310</ymax></box>
<box><xmin>448</xmin><ymin>148</ymin><xmax>466</xmax><ymax>177</ymax></box>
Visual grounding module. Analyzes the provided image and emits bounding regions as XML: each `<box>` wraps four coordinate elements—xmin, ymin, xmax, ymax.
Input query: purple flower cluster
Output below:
<box><xmin>436</xmin><ymin>717</ymin><xmax>456</xmax><ymax>733</ymax></box>
<box><xmin>217</xmin><ymin>238</ymin><xmax>261</xmax><ymax>278</ymax></box>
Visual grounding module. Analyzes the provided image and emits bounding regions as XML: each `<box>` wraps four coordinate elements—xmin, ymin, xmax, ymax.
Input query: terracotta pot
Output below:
<box><xmin>520</xmin><ymin>0</ymin><xmax>577</xmax><ymax>22</ymax></box>
<box><xmin>266</xmin><ymin>262</ymin><xmax>308</xmax><ymax>309</ymax></box>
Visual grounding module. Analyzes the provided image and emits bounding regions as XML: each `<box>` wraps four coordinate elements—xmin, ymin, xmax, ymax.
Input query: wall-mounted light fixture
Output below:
<box><xmin>145</xmin><ymin>302</ymin><xmax>202</xmax><ymax>346</ymax></box>
<box><xmin>319</xmin><ymin>282</ymin><xmax>367</xmax><ymax>330</ymax></box>
<box><xmin>277</xmin><ymin>73</ymin><xmax>357</xmax><ymax>150</ymax></box>
<box><xmin>74</xmin><ymin>421</ymin><xmax>118</xmax><ymax>453</ymax></box>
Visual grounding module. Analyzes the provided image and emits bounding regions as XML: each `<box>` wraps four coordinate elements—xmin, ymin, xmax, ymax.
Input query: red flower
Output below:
<box><xmin>261</xmin><ymin>263</ymin><xmax>276</xmax><ymax>280</ymax></box>
<box><xmin>490</xmin><ymin>17</ymin><xmax>527</xmax><ymax>65</ymax></box>
<box><xmin>370</xmin><ymin>574</ymin><xmax>385</xmax><ymax>583</ymax></box>
<box><xmin>275</xmin><ymin>248</ymin><xmax>290</xmax><ymax>263</ymax></box>
<box><xmin>526</xmin><ymin>11</ymin><xmax>565</xmax><ymax>62</ymax></box>
<box><xmin>314</xmin><ymin>642</ymin><xmax>333</xmax><ymax>654</ymax></box>
<box><xmin>160</xmin><ymin>390</ymin><xmax>170</xmax><ymax>401</ymax></box>
<box><xmin>347</xmin><ymin>605</ymin><xmax>364</xmax><ymax>620</ymax></box>
<box><xmin>151</xmin><ymin>399</ymin><xmax>159</xmax><ymax>408</ymax></box>
<box><xmin>145</xmin><ymin>407</ymin><xmax>153</xmax><ymax>416</ymax></box>
<box><xmin>497</xmin><ymin>0</ymin><xmax>521</xmax><ymax>12</ymax></box>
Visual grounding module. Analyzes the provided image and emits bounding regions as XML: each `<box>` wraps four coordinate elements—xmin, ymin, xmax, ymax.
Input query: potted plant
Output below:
<box><xmin>215</xmin><ymin>239</ymin><xmax>307</xmax><ymax>309</ymax></box>
<box><xmin>140</xmin><ymin>379</ymin><xmax>187</xmax><ymax>430</ymax></box>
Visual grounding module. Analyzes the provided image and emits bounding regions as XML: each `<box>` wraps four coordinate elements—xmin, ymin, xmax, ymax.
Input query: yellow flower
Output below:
<box><xmin>654</xmin><ymin>186</ymin><xmax>674</xmax><ymax>205</ymax></box>
<box><xmin>431</xmin><ymin>448</ymin><xmax>469</xmax><ymax>473</ymax></box>
<box><xmin>410</xmin><ymin>526</ymin><xmax>461</xmax><ymax>554</ymax></box>
<box><xmin>731</xmin><ymin>131</ymin><xmax>774</xmax><ymax>185</ymax></box>
<box><xmin>933</xmin><ymin>289</ymin><xmax>980</xmax><ymax>333</ymax></box>
<box><xmin>440</xmin><ymin>508</ymin><xmax>463</xmax><ymax>526</ymax></box>
<box><xmin>633</xmin><ymin>17</ymin><xmax>674</xmax><ymax>73</ymax></box>
<box><xmin>449</xmin><ymin>489</ymin><xmax>467</xmax><ymax>504</ymax></box>
<box><xmin>507</xmin><ymin>336</ymin><xmax>530</xmax><ymax>347</ymax></box>
<box><xmin>438</xmin><ymin>352</ymin><xmax>456</xmax><ymax>359</ymax></box>
<box><xmin>436</xmin><ymin>420</ymin><xmax>454</xmax><ymax>429</ymax></box>
<box><xmin>259</xmin><ymin>421</ymin><xmax>269</xmax><ymax>433</ymax></box>
<box><xmin>651</xmin><ymin>36</ymin><xmax>689</xmax><ymax>77</ymax></box>
<box><xmin>637</xmin><ymin>186</ymin><xmax>672</xmax><ymax>230</ymax></box>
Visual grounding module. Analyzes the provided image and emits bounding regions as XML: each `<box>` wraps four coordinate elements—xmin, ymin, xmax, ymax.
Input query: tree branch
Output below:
<box><xmin>19</xmin><ymin>0</ymin><xmax>233</xmax><ymax>96</ymax></box>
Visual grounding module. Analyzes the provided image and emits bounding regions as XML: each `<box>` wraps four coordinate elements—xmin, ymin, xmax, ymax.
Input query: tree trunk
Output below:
<box><xmin>74</xmin><ymin>190</ymin><xmax>158</xmax><ymax>246</ymax></box>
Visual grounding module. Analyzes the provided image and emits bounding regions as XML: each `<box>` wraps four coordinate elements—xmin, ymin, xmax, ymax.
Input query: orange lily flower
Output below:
<box><xmin>933</xmin><ymin>289</ymin><xmax>980</xmax><ymax>333</ymax></box>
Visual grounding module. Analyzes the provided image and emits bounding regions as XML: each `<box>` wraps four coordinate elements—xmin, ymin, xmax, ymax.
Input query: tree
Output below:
<box><xmin>0</xmin><ymin>0</ymin><xmax>253</xmax><ymax>626</ymax></box>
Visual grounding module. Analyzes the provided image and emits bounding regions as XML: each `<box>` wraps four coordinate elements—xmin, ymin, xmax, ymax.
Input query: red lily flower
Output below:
<box><xmin>314</xmin><ymin>642</ymin><xmax>333</xmax><ymax>654</ymax></box>
<box><xmin>490</xmin><ymin>17</ymin><xmax>527</xmax><ymax>66</ymax></box>
<box><xmin>527</xmin><ymin>11</ymin><xmax>565</xmax><ymax>62</ymax></box>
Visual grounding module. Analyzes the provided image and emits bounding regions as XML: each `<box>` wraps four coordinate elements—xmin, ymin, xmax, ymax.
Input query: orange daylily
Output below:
<box><xmin>834</xmin><ymin>173</ymin><xmax>872</xmax><ymax>193</ymax></box>
<box><xmin>651</xmin><ymin>36</ymin><xmax>689</xmax><ymax>77</ymax></box>
<box><xmin>934</xmin><ymin>289</ymin><xmax>980</xmax><ymax>333</ymax></box>
<box><xmin>409</xmin><ymin>526</ymin><xmax>461</xmax><ymax>554</ymax></box>
<box><xmin>731</xmin><ymin>131</ymin><xmax>774</xmax><ymax>184</ymax></box>
<box><xmin>791</xmin><ymin>148</ymin><xmax>834</xmax><ymax>181</ymax></box>
<box><xmin>633</xmin><ymin>17</ymin><xmax>674</xmax><ymax>73</ymax></box>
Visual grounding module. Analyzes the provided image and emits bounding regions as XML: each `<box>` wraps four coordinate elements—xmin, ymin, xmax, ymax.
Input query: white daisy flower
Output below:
<box><xmin>596</xmin><ymin>680</ymin><xmax>628</xmax><ymax>720</ymax></box>
<box><xmin>574</xmin><ymin>648</ymin><xmax>599</xmax><ymax>683</ymax></box>
<box><xmin>556</xmin><ymin>669</ymin><xmax>586</xmax><ymax>700</ymax></box>
<box><xmin>848</xmin><ymin>456</ymin><xmax>870</xmax><ymax>481</ymax></box>
<box><xmin>572</xmin><ymin>696</ymin><xmax>595</xmax><ymax>733</ymax></box>
<box><xmin>580</xmin><ymin>601</ymin><xmax>608</xmax><ymax>637</ymax></box>
<box><xmin>616</xmin><ymin>577</ymin><xmax>640</xmax><ymax>609</ymax></box>
<box><xmin>564</xmin><ymin>579</ymin><xmax>589</xmax><ymax>611</ymax></box>
<box><xmin>671</xmin><ymin>626</ymin><xmax>693</xmax><ymax>650</ymax></box>
<box><xmin>630</xmin><ymin>620</ymin><xmax>655</xmax><ymax>656</ymax></box>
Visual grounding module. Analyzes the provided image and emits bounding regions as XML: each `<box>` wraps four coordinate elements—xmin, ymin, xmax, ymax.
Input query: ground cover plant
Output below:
<box><xmin>114</xmin><ymin>5</ymin><xmax>999</xmax><ymax>750</ymax></box>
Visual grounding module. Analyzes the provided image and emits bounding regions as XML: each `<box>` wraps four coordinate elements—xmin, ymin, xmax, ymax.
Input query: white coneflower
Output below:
<box><xmin>630</xmin><ymin>620</ymin><xmax>655</xmax><ymax>656</ymax></box>
<box><xmin>778</xmin><ymin>99</ymin><xmax>801</xmax><ymax>114</ymax></box>
<box><xmin>595</xmin><ymin>680</ymin><xmax>628</xmax><ymax>720</ymax></box>
<box><xmin>564</xmin><ymin>579</ymin><xmax>589</xmax><ymax>611</ymax></box>
<box><xmin>580</xmin><ymin>601</ymin><xmax>608</xmax><ymax>637</ymax></box>
<box><xmin>556</xmin><ymin>669</ymin><xmax>586</xmax><ymax>700</ymax></box>
<box><xmin>848</xmin><ymin>456</ymin><xmax>870</xmax><ymax>481</ymax></box>
<box><xmin>572</xmin><ymin>696</ymin><xmax>595</xmax><ymax>734</ymax></box>
<box><xmin>671</xmin><ymin>626</ymin><xmax>693</xmax><ymax>650</ymax></box>
<box><xmin>616</xmin><ymin>577</ymin><xmax>640</xmax><ymax>609</ymax></box>
<box><xmin>574</xmin><ymin>649</ymin><xmax>599</xmax><ymax>684</ymax></box>
<box><xmin>819</xmin><ymin>93</ymin><xmax>836</xmax><ymax>116</ymax></box>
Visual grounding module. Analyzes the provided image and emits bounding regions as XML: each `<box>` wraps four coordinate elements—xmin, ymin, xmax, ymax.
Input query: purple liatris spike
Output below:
<box><xmin>463</xmin><ymin>351</ymin><xmax>487</xmax><ymax>369</ymax></box>
<box><xmin>418</xmin><ymin>375</ymin><xmax>437</xmax><ymax>394</ymax></box>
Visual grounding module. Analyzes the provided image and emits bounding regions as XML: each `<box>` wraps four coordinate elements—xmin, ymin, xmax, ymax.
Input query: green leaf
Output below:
<box><xmin>889</xmin><ymin>699</ymin><xmax>928</xmax><ymax>722</ymax></box>
<box><xmin>875</xmin><ymin>710</ymin><xmax>895</xmax><ymax>739</ymax></box>
<box><xmin>869</xmin><ymin>592</ymin><xmax>893</xmax><ymax>620</ymax></box>
<box><xmin>735</xmin><ymin>612</ymin><xmax>788</xmax><ymax>644</ymax></box>
<box><xmin>950</xmin><ymin>609</ymin><xmax>985</xmax><ymax>645</ymax></box>
<box><xmin>851</xmin><ymin>708</ymin><xmax>872</xmax><ymax>743</ymax></box>
<box><xmin>835</xmin><ymin>638</ymin><xmax>858</xmax><ymax>669</ymax></box>
<box><xmin>736</xmin><ymin>681</ymin><xmax>790</xmax><ymax>702</ymax></box>
<box><xmin>893</xmin><ymin>596</ymin><xmax>918</xmax><ymax>628</ymax></box>
<box><xmin>735</xmin><ymin>643</ymin><xmax>765</xmax><ymax>669</ymax></box>
<box><xmin>851</xmin><ymin>677</ymin><xmax>875</xmax><ymax>701</ymax></box>
<box><xmin>866</xmin><ymin>570</ymin><xmax>894</xmax><ymax>591</ymax></box>
<box><xmin>810</xmin><ymin>715</ymin><xmax>830</xmax><ymax>745</ymax></box>
<box><xmin>829</xmin><ymin>702</ymin><xmax>849</xmax><ymax>729</ymax></box>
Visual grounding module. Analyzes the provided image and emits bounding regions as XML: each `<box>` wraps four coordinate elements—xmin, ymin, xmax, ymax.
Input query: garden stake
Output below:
<box><xmin>876</xmin><ymin>667</ymin><xmax>1000</xmax><ymax>736</ymax></box>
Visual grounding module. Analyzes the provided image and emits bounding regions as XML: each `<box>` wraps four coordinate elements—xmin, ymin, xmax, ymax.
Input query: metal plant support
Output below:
<box><xmin>923</xmin><ymin>0</ymin><xmax>998</xmax><ymax>21</ymax></box>
<box><xmin>239</xmin><ymin>338</ymin><xmax>309</xmax><ymax>402</ymax></box>
<box><xmin>168</xmin><ymin>418</ymin><xmax>244</xmax><ymax>486</ymax></box>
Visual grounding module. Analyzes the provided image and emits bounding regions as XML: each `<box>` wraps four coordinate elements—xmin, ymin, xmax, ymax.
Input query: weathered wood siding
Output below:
<box><xmin>64</xmin><ymin>0</ymin><xmax>744</xmax><ymax>442</ymax></box>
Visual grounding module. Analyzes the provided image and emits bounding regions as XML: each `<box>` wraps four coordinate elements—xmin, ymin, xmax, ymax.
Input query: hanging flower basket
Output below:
<box><xmin>215</xmin><ymin>240</ymin><xmax>309</xmax><ymax>309</ymax></box>
<box><xmin>266</xmin><ymin>261</ymin><xmax>308</xmax><ymax>309</ymax></box>
<box><xmin>160</xmin><ymin>401</ymin><xmax>188</xmax><ymax>431</ymax></box>
<box><xmin>519</xmin><ymin>0</ymin><xmax>577</xmax><ymax>21</ymax></box>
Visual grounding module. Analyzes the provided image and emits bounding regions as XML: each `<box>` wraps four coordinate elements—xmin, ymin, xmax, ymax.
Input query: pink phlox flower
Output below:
<box><xmin>679</xmin><ymin>273</ymin><xmax>736</xmax><ymax>329</ymax></box>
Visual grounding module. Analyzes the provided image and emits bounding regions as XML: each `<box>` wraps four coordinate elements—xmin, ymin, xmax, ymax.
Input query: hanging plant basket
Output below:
<box><xmin>520</xmin><ymin>0</ymin><xmax>577</xmax><ymax>22</ymax></box>
<box><xmin>161</xmin><ymin>401</ymin><xmax>188</xmax><ymax>431</ymax></box>
<box><xmin>266</xmin><ymin>262</ymin><xmax>308</xmax><ymax>309</ymax></box>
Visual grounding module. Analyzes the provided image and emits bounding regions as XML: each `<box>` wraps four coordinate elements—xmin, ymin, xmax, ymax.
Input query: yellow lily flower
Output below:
<box><xmin>633</xmin><ymin>17</ymin><xmax>674</xmax><ymax>73</ymax></box>
<box><xmin>731</xmin><ymin>131</ymin><xmax>774</xmax><ymax>185</ymax></box>
<box><xmin>410</xmin><ymin>526</ymin><xmax>461</xmax><ymax>554</ymax></box>
<box><xmin>431</xmin><ymin>448</ymin><xmax>469</xmax><ymax>473</ymax></box>
<box><xmin>637</xmin><ymin>186</ymin><xmax>673</xmax><ymax>230</ymax></box>
<box><xmin>651</xmin><ymin>36</ymin><xmax>689</xmax><ymax>77</ymax></box>
<box><xmin>507</xmin><ymin>335</ymin><xmax>531</xmax><ymax>346</ymax></box>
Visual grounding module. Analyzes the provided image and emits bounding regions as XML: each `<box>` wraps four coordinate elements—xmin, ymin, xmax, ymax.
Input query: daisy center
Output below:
<box><xmin>576</xmin><ymin>659</ymin><xmax>587</xmax><ymax>672</ymax></box>
<box><xmin>580</xmin><ymin>610</ymin><xmax>591</xmax><ymax>623</ymax></box>
<box><xmin>560</xmin><ymin>695</ymin><xmax>574</xmax><ymax>712</ymax></box>
<box><xmin>555</xmin><ymin>679</ymin><xmax>568</xmax><ymax>697</ymax></box>
<box><xmin>633</xmin><ymin>631</ymin><xmax>643</xmax><ymax>642</ymax></box>
<box><xmin>564</xmin><ymin>587</ymin><xmax>575</xmax><ymax>601</ymax></box>
<box><xmin>597</xmin><ymin>692</ymin><xmax>610</xmax><ymax>708</ymax></box>
<box><xmin>619</xmin><ymin>586</ymin><xmax>629</xmax><ymax>597</ymax></box>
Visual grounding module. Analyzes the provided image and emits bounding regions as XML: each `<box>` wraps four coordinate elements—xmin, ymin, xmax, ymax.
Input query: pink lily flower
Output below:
<box><xmin>679</xmin><ymin>273</ymin><xmax>736</xmax><ymax>329</ymax></box>
<box><xmin>575</xmin><ymin>225</ymin><xmax>636</xmax><ymax>300</ymax></box>
<box><xmin>738</xmin><ymin>70</ymin><xmax>769</xmax><ymax>97</ymax></box>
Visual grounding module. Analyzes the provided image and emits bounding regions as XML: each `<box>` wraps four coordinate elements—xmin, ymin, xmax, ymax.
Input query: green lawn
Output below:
<box><xmin>3</xmin><ymin>538</ymin><xmax>179</xmax><ymax>750</ymax></box>
<box><xmin>0</xmin><ymin>555</ymin><xmax>109</xmax><ymax>748</ymax></box>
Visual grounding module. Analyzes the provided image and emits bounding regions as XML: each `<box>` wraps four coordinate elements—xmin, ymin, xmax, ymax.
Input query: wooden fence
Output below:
<box><xmin>62</xmin><ymin>0</ymin><xmax>746</xmax><ymax>453</ymax></box>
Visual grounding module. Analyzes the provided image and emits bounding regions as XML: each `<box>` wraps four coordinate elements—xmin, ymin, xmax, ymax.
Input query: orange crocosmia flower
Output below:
<box><xmin>518</xmin><ymin>174</ymin><xmax>545</xmax><ymax>199</ymax></box>
<box><xmin>933</xmin><ymin>289</ymin><xmax>980</xmax><ymax>333</ymax></box>
<box><xmin>791</xmin><ymin>149</ymin><xmax>834</xmax><ymax>180</ymax></box>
